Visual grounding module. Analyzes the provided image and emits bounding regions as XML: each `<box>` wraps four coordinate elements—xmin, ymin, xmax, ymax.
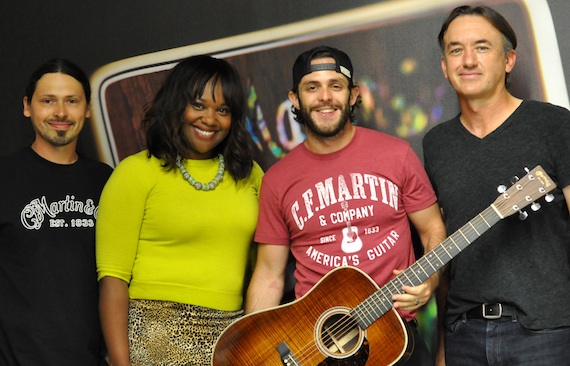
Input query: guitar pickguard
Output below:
<box><xmin>318</xmin><ymin>339</ymin><xmax>369</xmax><ymax>366</ymax></box>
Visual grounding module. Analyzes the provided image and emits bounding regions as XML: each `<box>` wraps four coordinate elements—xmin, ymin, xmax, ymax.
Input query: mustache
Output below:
<box><xmin>309</xmin><ymin>102</ymin><xmax>342</xmax><ymax>110</ymax></box>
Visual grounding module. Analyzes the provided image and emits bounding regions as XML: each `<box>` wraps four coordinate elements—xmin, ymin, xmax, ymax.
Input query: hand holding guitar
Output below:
<box><xmin>391</xmin><ymin>268</ymin><xmax>434</xmax><ymax>310</ymax></box>
<box><xmin>213</xmin><ymin>166</ymin><xmax>556</xmax><ymax>366</ymax></box>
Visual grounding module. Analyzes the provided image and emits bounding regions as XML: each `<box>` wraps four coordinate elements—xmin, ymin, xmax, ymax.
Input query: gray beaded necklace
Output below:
<box><xmin>176</xmin><ymin>154</ymin><xmax>225</xmax><ymax>191</ymax></box>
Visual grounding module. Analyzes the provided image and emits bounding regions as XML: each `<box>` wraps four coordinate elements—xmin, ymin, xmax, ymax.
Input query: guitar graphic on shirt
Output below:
<box><xmin>341</xmin><ymin>201</ymin><xmax>363</xmax><ymax>253</ymax></box>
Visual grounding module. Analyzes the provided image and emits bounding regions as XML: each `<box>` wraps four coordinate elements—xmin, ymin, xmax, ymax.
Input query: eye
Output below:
<box><xmin>217</xmin><ymin>107</ymin><xmax>230</xmax><ymax>116</ymax></box>
<box><xmin>191</xmin><ymin>102</ymin><xmax>204</xmax><ymax>110</ymax></box>
<box><xmin>67</xmin><ymin>98</ymin><xmax>79</xmax><ymax>104</ymax></box>
<box><xmin>41</xmin><ymin>98</ymin><xmax>54</xmax><ymax>104</ymax></box>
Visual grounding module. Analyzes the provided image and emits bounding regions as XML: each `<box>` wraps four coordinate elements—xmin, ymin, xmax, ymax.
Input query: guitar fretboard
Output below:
<box><xmin>352</xmin><ymin>205</ymin><xmax>501</xmax><ymax>329</ymax></box>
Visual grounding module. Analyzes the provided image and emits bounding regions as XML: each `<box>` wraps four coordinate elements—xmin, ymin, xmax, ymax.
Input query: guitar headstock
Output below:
<box><xmin>492</xmin><ymin>165</ymin><xmax>557</xmax><ymax>219</ymax></box>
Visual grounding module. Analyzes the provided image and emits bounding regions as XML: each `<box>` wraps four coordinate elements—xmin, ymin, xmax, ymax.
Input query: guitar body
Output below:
<box><xmin>212</xmin><ymin>267</ymin><xmax>412</xmax><ymax>365</ymax></box>
<box><xmin>213</xmin><ymin>166</ymin><xmax>557</xmax><ymax>365</ymax></box>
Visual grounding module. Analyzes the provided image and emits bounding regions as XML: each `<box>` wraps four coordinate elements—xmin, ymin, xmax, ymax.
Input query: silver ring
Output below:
<box><xmin>415</xmin><ymin>298</ymin><xmax>420</xmax><ymax>305</ymax></box>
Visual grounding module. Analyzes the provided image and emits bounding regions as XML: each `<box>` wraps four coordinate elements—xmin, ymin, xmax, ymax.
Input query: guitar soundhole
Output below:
<box><xmin>315</xmin><ymin>307</ymin><xmax>365</xmax><ymax>359</ymax></box>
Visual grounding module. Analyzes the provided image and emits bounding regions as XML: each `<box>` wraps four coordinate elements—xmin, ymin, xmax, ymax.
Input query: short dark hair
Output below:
<box><xmin>25</xmin><ymin>58</ymin><xmax>91</xmax><ymax>103</ymax></box>
<box><xmin>438</xmin><ymin>5</ymin><xmax>517</xmax><ymax>54</ymax></box>
<box><xmin>142</xmin><ymin>54</ymin><xmax>255</xmax><ymax>181</ymax></box>
<box><xmin>438</xmin><ymin>5</ymin><xmax>517</xmax><ymax>86</ymax></box>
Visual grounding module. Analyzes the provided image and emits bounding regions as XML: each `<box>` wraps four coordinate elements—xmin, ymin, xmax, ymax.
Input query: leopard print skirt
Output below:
<box><xmin>128</xmin><ymin>299</ymin><xmax>243</xmax><ymax>366</ymax></box>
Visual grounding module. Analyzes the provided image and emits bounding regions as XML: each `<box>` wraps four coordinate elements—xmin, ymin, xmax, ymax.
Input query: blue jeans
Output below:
<box><xmin>444</xmin><ymin>314</ymin><xmax>570</xmax><ymax>365</ymax></box>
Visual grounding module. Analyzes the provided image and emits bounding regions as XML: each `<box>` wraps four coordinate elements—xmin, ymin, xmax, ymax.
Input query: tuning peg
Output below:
<box><xmin>497</xmin><ymin>185</ymin><xmax>507</xmax><ymax>193</ymax></box>
<box><xmin>545</xmin><ymin>194</ymin><xmax>554</xmax><ymax>203</ymax></box>
<box><xmin>531</xmin><ymin>202</ymin><xmax>541</xmax><ymax>211</ymax></box>
<box><xmin>519</xmin><ymin>210</ymin><xmax>528</xmax><ymax>220</ymax></box>
<box><xmin>510</xmin><ymin>176</ymin><xmax>520</xmax><ymax>185</ymax></box>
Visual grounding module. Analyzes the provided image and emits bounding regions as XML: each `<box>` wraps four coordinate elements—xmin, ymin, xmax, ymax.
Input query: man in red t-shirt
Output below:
<box><xmin>245</xmin><ymin>46</ymin><xmax>446</xmax><ymax>365</ymax></box>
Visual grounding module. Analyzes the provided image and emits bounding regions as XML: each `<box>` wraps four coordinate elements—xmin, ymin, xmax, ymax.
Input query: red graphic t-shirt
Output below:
<box><xmin>255</xmin><ymin>127</ymin><xmax>436</xmax><ymax>321</ymax></box>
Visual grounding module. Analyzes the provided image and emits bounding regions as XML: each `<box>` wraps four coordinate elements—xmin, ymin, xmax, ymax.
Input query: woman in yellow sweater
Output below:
<box><xmin>96</xmin><ymin>55</ymin><xmax>263</xmax><ymax>365</ymax></box>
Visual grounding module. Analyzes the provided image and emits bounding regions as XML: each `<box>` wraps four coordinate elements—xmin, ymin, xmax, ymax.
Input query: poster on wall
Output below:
<box><xmin>88</xmin><ymin>0</ymin><xmax>568</xmax><ymax>351</ymax></box>
<box><xmin>90</xmin><ymin>0</ymin><xmax>567</xmax><ymax>169</ymax></box>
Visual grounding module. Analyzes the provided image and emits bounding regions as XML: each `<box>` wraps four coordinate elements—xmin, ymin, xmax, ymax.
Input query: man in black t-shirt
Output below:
<box><xmin>423</xmin><ymin>5</ymin><xmax>570</xmax><ymax>365</ymax></box>
<box><xmin>0</xmin><ymin>59</ymin><xmax>112</xmax><ymax>365</ymax></box>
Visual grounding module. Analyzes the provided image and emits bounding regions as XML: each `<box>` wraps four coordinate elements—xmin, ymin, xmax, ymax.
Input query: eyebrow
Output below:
<box><xmin>301</xmin><ymin>77</ymin><xmax>348</xmax><ymax>86</ymax></box>
<box><xmin>447</xmin><ymin>39</ymin><xmax>491</xmax><ymax>49</ymax></box>
<box><xmin>36</xmin><ymin>93</ymin><xmax>83</xmax><ymax>99</ymax></box>
<box><xmin>194</xmin><ymin>97</ymin><xmax>228</xmax><ymax>106</ymax></box>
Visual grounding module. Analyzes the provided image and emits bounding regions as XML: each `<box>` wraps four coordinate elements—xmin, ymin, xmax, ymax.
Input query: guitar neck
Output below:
<box><xmin>353</xmin><ymin>204</ymin><xmax>502</xmax><ymax>329</ymax></box>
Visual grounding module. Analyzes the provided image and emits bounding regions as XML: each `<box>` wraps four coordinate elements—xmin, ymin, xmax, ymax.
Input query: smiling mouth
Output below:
<box><xmin>459</xmin><ymin>70</ymin><xmax>481</xmax><ymax>77</ymax></box>
<box><xmin>313</xmin><ymin>106</ymin><xmax>339</xmax><ymax>117</ymax></box>
<box><xmin>48</xmin><ymin>121</ymin><xmax>73</xmax><ymax>129</ymax></box>
<box><xmin>194</xmin><ymin>126</ymin><xmax>215</xmax><ymax>136</ymax></box>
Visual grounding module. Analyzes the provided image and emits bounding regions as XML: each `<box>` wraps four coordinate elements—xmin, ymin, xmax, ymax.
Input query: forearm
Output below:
<box><xmin>245</xmin><ymin>270</ymin><xmax>284</xmax><ymax>314</ymax></box>
<box><xmin>392</xmin><ymin>203</ymin><xmax>446</xmax><ymax>308</ymax></box>
<box><xmin>244</xmin><ymin>244</ymin><xmax>290</xmax><ymax>314</ymax></box>
<box><xmin>99</xmin><ymin>276</ymin><xmax>131</xmax><ymax>366</ymax></box>
<box><xmin>411</xmin><ymin>203</ymin><xmax>447</xmax><ymax>291</ymax></box>
<box><xmin>426</xmin><ymin>267</ymin><xmax>442</xmax><ymax>293</ymax></box>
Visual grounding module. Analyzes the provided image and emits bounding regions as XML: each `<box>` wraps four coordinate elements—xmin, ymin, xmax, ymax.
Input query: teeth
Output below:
<box><xmin>195</xmin><ymin>127</ymin><xmax>214</xmax><ymax>136</ymax></box>
<box><xmin>319</xmin><ymin>108</ymin><xmax>335</xmax><ymax>113</ymax></box>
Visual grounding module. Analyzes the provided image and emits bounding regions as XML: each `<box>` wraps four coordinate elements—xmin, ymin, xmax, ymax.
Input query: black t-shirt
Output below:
<box><xmin>423</xmin><ymin>100</ymin><xmax>570</xmax><ymax>330</ymax></box>
<box><xmin>0</xmin><ymin>147</ymin><xmax>112</xmax><ymax>365</ymax></box>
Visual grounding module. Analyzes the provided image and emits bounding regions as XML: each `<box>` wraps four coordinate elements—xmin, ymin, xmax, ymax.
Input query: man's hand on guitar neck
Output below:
<box><xmin>391</xmin><ymin>268</ymin><xmax>438</xmax><ymax>310</ymax></box>
<box><xmin>393</xmin><ymin>202</ymin><xmax>445</xmax><ymax>310</ymax></box>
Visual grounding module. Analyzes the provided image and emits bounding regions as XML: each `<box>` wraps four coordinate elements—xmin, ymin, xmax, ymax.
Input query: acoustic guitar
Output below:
<box><xmin>212</xmin><ymin>166</ymin><xmax>556</xmax><ymax>366</ymax></box>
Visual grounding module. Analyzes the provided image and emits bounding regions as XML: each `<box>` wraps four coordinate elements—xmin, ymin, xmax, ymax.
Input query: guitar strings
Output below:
<box><xmin>290</xmin><ymin>213</ymin><xmax>495</xmax><ymax>363</ymax></box>
<box><xmin>292</xmin><ymin>312</ymin><xmax>362</xmax><ymax>363</ymax></box>
<box><xmin>283</xmin><ymin>178</ymin><xmax>536</xmax><ymax>363</ymax></box>
<box><xmin>350</xmin><ymin>182</ymin><xmax>528</xmax><ymax>327</ymax></box>
<box><xmin>357</xmin><ymin>208</ymin><xmax>496</xmax><ymax>326</ymax></box>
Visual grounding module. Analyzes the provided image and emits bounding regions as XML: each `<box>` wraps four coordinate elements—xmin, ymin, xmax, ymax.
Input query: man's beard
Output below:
<box><xmin>38</xmin><ymin>120</ymin><xmax>78</xmax><ymax>147</ymax></box>
<box><xmin>299</xmin><ymin>99</ymin><xmax>352</xmax><ymax>138</ymax></box>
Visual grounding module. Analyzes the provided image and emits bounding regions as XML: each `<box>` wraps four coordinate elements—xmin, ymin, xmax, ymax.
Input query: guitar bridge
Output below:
<box><xmin>277</xmin><ymin>342</ymin><xmax>300</xmax><ymax>366</ymax></box>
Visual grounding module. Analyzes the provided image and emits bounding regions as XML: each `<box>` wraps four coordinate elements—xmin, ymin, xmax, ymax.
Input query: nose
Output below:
<box><xmin>318</xmin><ymin>88</ymin><xmax>333</xmax><ymax>102</ymax></box>
<box><xmin>463</xmin><ymin>48</ymin><xmax>477</xmax><ymax>68</ymax></box>
<box><xmin>201</xmin><ymin>107</ymin><xmax>217</xmax><ymax>125</ymax></box>
<box><xmin>53</xmin><ymin>102</ymin><xmax>68</xmax><ymax>119</ymax></box>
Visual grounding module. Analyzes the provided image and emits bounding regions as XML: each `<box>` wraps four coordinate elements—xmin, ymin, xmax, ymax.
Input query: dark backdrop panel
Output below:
<box><xmin>91</xmin><ymin>0</ymin><xmax>560</xmax><ymax>169</ymax></box>
<box><xmin>1</xmin><ymin>0</ymin><xmax>569</xmax><ymax>161</ymax></box>
<box><xmin>0</xmin><ymin>0</ymin><xmax>379</xmax><ymax>158</ymax></box>
<box><xmin>2</xmin><ymin>0</ymin><xmax>569</xmax><ymax>355</ymax></box>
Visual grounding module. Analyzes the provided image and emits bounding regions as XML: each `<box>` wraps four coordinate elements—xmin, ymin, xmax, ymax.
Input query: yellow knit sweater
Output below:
<box><xmin>96</xmin><ymin>151</ymin><xmax>263</xmax><ymax>311</ymax></box>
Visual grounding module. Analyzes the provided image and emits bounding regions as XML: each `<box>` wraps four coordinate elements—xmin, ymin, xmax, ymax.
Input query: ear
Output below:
<box><xmin>23</xmin><ymin>96</ymin><xmax>31</xmax><ymax>117</ymax></box>
<box><xmin>505</xmin><ymin>49</ymin><xmax>516</xmax><ymax>74</ymax></box>
<box><xmin>349</xmin><ymin>85</ymin><xmax>360</xmax><ymax>107</ymax></box>
<box><xmin>288</xmin><ymin>90</ymin><xmax>300</xmax><ymax>110</ymax></box>
<box><xmin>85</xmin><ymin>104</ymin><xmax>92</xmax><ymax>119</ymax></box>
<box><xmin>440</xmin><ymin>56</ymin><xmax>449</xmax><ymax>80</ymax></box>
